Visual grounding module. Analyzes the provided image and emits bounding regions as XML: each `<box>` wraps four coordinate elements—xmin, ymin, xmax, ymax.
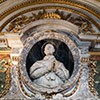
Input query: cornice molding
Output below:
<box><xmin>0</xmin><ymin>6</ymin><xmax>100</xmax><ymax>32</ymax></box>
<box><xmin>89</xmin><ymin>52</ymin><xmax>100</xmax><ymax>55</ymax></box>
<box><xmin>0</xmin><ymin>0</ymin><xmax>100</xmax><ymax>21</ymax></box>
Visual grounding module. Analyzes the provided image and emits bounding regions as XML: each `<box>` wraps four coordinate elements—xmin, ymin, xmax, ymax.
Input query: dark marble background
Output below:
<box><xmin>26</xmin><ymin>39</ymin><xmax>74</xmax><ymax>78</ymax></box>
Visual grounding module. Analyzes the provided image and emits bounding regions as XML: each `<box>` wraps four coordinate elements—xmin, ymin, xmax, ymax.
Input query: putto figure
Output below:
<box><xmin>30</xmin><ymin>43</ymin><xmax>69</xmax><ymax>88</ymax></box>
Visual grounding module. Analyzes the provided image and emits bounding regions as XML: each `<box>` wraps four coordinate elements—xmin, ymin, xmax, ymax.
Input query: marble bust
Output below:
<box><xmin>30</xmin><ymin>43</ymin><xmax>69</xmax><ymax>89</ymax></box>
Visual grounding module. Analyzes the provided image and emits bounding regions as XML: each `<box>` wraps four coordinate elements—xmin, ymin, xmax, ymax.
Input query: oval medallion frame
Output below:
<box><xmin>19</xmin><ymin>30</ymin><xmax>81</xmax><ymax>94</ymax></box>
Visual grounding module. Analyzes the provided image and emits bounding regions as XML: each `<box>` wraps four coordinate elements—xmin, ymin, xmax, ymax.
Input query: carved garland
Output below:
<box><xmin>5</xmin><ymin>9</ymin><xmax>97</xmax><ymax>35</ymax></box>
<box><xmin>0</xmin><ymin>6</ymin><xmax>99</xmax><ymax>34</ymax></box>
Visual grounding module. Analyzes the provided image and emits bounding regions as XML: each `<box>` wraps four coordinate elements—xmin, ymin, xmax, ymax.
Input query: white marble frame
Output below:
<box><xmin>19</xmin><ymin>30</ymin><xmax>81</xmax><ymax>94</ymax></box>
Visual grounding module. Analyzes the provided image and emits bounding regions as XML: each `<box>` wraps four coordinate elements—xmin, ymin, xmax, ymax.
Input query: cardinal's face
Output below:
<box><xmin>44</xmin><ymin>44</ymin><xmax>55</xmax><ymax>55</ymax></box>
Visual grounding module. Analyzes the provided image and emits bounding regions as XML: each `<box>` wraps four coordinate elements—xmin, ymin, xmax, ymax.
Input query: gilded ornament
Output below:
<box><xmin>5</xmin><ymin>9</ymin><xmax>97</xmax><ymax>35</ymax></box>
<box><xmin>88</xmin><ymin>61</ymin><xmax>99</xmax><ymax>96</ymax></box>
<box><xmin>0</xmin><ymin>58</ymin><xmax>11</xmax><ymax>98</ymax></box>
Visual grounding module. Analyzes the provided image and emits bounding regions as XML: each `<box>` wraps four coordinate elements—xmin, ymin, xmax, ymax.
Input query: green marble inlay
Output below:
<box><xmin>0</xmin><ymin>59</ymin><xmax>8</xmax><ymax>93</ymax></box>
<box><xmin>94</xmin><ymin>61</ymin><xmax>100</xmax><ymax>97</ymax></box>
<box><xmin>0</xmin><ymin>72</ymin><xmax>6</xmax><ymax>92</ymax></box>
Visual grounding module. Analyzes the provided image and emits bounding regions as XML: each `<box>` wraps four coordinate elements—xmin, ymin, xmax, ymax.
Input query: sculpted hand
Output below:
<box><xmin>48</xmin><ymin>63</ymin><xmax>53</xmax><ymax>71</ymax></box>
<box><xmin>48</xmin><ymin>61</ymin><xmax>56</xmax><ymax>72</ymax></box>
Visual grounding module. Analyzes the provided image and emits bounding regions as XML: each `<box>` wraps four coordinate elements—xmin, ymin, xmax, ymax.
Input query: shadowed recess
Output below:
<box><xmin>26</xmin><ymin>39</ymin><xmax>74</xmax><ymax>78</ymax></box>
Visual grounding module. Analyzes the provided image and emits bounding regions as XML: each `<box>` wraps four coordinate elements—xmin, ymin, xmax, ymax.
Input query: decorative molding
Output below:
<box><xmin>18</xmin><ymin>66</ymin><xmax>32</xmax><ymax>98</ymax></box>
<box><xmin>88</xmin><ymin>61</ymin><xmax>98</xmax><ymax>96</ymax></box>
<box><xmin>18</xmin><ymin>31</ymin><xmax>82</xmax><ymax>98</ymax></box>
<box><xmin>89</xmin><ymin>52</ymin><xmax>100</xmax><ymax>56</ymax></box>
<box><xmin>19</xmin><ymin>31</ymin><xmax>81</xmax><ymax>98</ymax></box>
<box><xmin>64</xmin><ymin>66</ymin><xmax>82</xmax><ymax>97</ymax></box>
<box><xmin>0</xmin><ymin>1</ymin><xmax>100</xmax><ymax>33</ymax></box>
<box><xmin>90</xmin><ymin>55</ymin><xmax>100</xmax><ymax>61</ymax></box>
<box><xmin>12</xmin><ymin>56</ymin><xmax>19</xmax><ymax>62</ymax></box>
<box><xmin>5</xmin><ymin>9</ymin><xmax>98</xmax><ymax>35</ymax></box>
<box><xmin>81</xmin><ymin>57</ymin><xmax>89</xmax><ymax>63</ymax></box>
<box><xmin>0</xmin><ymin>37</ymin><xmax>12</xmax><ymax>54</ymax></box>
<box><xmin>0</xmin><ymin>0</ymin><xmax>99</xmax><ymax>21</ymax></box>
<box><xmin>40</xmin><ymin>12</ymin><xmax>61</xmax><ymax>19</ymax></box>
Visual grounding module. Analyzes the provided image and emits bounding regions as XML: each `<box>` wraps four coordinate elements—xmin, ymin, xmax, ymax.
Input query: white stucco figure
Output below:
<box><xmin>30</xmin><ymin>43</ymin><xmax>69</xmax><ymax>88</ymax></box>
